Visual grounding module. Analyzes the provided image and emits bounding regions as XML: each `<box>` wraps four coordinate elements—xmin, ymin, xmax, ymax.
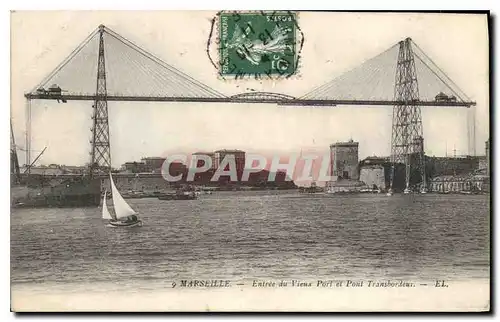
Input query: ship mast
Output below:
<box><xmin>10</xmin><ymin>119</ymin><xmax>21</xmax><ymax>183</ymax></box>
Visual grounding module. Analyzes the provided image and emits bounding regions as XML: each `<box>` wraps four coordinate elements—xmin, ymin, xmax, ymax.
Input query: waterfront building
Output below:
<box><xmin>325</xmin><ymin>140</ymin><xmax>366</xmax><ymax>193</ymax></box>
<box><xmin>192</xmin><ymin>152</ymin><xmax>216</xmax><ymax>170</ymax></box>
<box><xmin>359</xmin><ymin>165</ymin><xmax>386</xmax><ymax>190</ymax></box>
<box><xmin>329</xmin><ymin>140</ymin><xmax>359</xmax><ymax>181</ymax></box>
<box><xmin>214</xmin><ymin>149</ymin><xmax>246</xmax><ymax>173</ymax></box>
<box><xmin>141</xmin><ymin>157</ymin><xmax>167</xmax><ymax>172</ymax></box>
<box><xmin>122</xmin><ymin>161</ymin><xmax>148</xmax><ymax>173</ymax></box>
<box><xmin>429</xmin><ymin>174</ymin><xmax>490</xmax><ymax>193</ymax></box>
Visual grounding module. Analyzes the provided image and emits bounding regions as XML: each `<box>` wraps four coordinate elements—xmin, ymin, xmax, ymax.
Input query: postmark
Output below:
<box><xmin>207</xmin><ymin>11</ymin><xmax>304</xmax><ymax>80</ymax></box>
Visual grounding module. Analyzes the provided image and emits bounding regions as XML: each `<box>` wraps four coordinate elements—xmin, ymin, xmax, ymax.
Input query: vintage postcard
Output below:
<box><xmin>10</xmin><ymin>11</ymin><xmax>490</xmax><ymax>312</ymax></box>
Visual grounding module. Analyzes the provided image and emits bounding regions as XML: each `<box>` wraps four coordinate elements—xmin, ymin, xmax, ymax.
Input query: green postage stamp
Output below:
<box><xmin>218</xmin><ymin>11</ymin><xmax>299</xmax><ymax>78</ymax></box>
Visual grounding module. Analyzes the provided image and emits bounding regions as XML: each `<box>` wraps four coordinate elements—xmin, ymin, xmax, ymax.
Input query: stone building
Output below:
<box><xmin>122</xmin><ymin>161</ymin><xmax>148</xmax><ymax>173</ymax></box>
<box><xmin>192</xmin><ymin>152</ymin><xmax>216</xmax><ymax>170</ymax></box>
<box><xmin>101</xmin><ymin>173</ymin><xmax>173</xmax><ymax>192</ymax></box>
<box><xmin>141</xmin><ymin>157</ymin><xmax>167</xmax><ymax>172</ymax></box>
<box><xmin>214</xmin><ymin>149</ymin><xmax>246</xmax><ymax>173</ymax></box>
<box><xmin>429</xmin><ymin>174</ymin><xmax>490</xmax><ymax>193</ymax></box>
<box><xmin>358</xmin><ymin>156</ymin><xmax>407</xmax><ymax>192</ymax></box>
<box><xmin>427</xmin><ymin>156</ymin><xmax>481</xmax><ymax>177</ymax></box>
<box><xmin>359</xmin><ymin>165</ymin><xmax>386</xmax><ymax>190</ymax></box>
<box><xmin>478</xmin><ymin>156</ymin><xmax>488</xmax><ymax>174</ymax></box>
<box><xmin>330</xmin><ymin>140</ymin><xmax>359</xmax><ymax>181</ymax></box>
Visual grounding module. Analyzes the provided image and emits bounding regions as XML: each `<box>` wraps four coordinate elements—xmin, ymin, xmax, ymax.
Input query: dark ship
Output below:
<box><xmin>11</xmin><ymin>175</ymin><xmax>101</xmax><ymax>208</ymax></box>
<box><xmin>10</xmin><ymin>121</ymin><xmax>101</xmax><ymax>208</ymax></box>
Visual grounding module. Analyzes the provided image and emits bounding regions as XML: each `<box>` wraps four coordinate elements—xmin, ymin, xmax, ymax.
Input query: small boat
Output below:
<box><xmin>102</xmin><ymin>173</ymin><xmax>143</xmax><ymax>228</ymax></box>
<box><xmin>157</xmin><ymin>191</ymin><xmax>197</xmax><ymax>200</ymax></box>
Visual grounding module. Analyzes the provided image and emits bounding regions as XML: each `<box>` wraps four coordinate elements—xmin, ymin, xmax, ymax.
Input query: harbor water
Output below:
<box><xmin>11</xmin><ymin>192</ymin><xmax>490</xmax><ymax>296</ymax></box>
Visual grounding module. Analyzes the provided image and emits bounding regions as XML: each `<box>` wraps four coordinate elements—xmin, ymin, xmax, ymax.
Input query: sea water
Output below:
<box><xmin>10</xmin><ymin>192</ymin><xmax>490</xmax><ymax>310</ymax></box>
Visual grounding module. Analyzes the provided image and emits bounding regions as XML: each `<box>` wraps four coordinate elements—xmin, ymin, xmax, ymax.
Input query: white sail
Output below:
<box><xmin>101</xmin><ymin>190</ymin><xmax>113</xmax><ymax>220</ymax></box>
<box><xmin>109</xmin><ymin>173</ymin><xmax>137</xmax><ymax>219</ymax></box>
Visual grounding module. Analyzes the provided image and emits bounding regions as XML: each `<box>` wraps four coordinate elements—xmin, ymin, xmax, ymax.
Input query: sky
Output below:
<box><xmin>10</xmin><ymin>11</ymin><xmax>489</xmax><ymax>168</ymax></box>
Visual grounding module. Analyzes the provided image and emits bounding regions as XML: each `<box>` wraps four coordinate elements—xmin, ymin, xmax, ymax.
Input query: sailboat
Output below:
<box><xmin>102</xmin><ymin>173</ymin><xmax>143</xmax><ymax>227</ymax></box>
<box><xmin>102</xmin><ymin>190</ymin><xmax>113</xmax><ymax>220</ymax></box>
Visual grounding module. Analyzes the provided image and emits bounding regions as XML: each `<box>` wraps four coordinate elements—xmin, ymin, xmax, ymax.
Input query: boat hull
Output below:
<box><xmin>107</xmin><ymin>220</ymin><xmax>143</xmax><ymax>228</ymax></box>
<box><xmin>158</xmin><ymin>193</ymin><xmax>197</xmax><ymax>200</ymax></box>
<box><xmin>11</xmin><ymin>177</ymin><xmax>101</xmax><ymax>208</ymax></box>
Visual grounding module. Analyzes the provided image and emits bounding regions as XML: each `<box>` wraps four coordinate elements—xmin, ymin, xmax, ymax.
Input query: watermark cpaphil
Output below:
<box><xmin>207</xmin><ymin>11</ymin><xmax>304</xmax><ymax>80</ymax></box>
<box><xmin>160</xmin><ymin>152</ymin><xmax>333</xmax><ymax>184</ymax></box>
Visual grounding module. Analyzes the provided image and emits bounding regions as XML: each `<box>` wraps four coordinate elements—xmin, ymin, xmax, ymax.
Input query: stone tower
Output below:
<box><xmin>330</xmin><ymin>140</ymin><xmax>359</xmax><ymax>181</ymax></box>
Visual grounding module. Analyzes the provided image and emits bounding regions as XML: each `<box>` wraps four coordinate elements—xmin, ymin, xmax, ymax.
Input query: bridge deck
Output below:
<box><xmin>24</xmin><ymin>93</ymin><xmax>475</xmax><ymax>107</ymax></box>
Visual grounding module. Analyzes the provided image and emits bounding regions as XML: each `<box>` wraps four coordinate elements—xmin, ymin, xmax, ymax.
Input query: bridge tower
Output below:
<box><xmin>89</xmin><ymin>25</ymin><xmax>111</xmax><ymax>175</ymax></box>
<box><xmin>390</xmin><ymin>38</ymin><xmax>427</xmax><ymax>193</ymax></box>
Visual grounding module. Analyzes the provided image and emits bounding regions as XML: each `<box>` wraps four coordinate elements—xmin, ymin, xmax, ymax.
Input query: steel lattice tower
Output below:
<box><xmin>390</xmin><ymin>38</ymin><xmax>427</xmax><ymax>192</ymax></box>
<box><xmin>89</xmin><ymin>25</ymin><xmax>111</xmax><ymax>175</ymax></box>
